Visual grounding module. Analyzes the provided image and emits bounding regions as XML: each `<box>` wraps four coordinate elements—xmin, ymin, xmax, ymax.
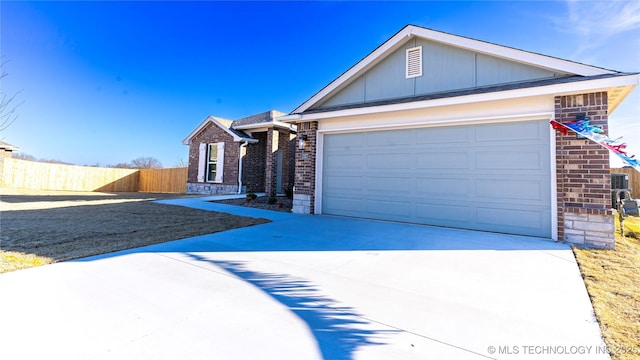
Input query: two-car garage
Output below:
<box><xmin>320</xmin><ymin>119</ymin><xmax>552</xmax><ymax>238</ymax></box>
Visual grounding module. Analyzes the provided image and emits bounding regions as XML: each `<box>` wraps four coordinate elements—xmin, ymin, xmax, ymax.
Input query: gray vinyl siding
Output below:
<box><xmin>322</xmin><ymin>76</ymin><xmax>365</xmax><ymax>108</ymax></box>
<box><xmin>362</xmin><ymin>47</ymin><xmax>414</xmax><ymax>102</ymax></box>
<box><xmin>476</xmin><ymin>53</ymin><xmax>558</xmax><ymax>86</ymax></box>
<box><xmin>415</xmin><ymin>39</ymin><xmax>476</xmax><ymax>94</ymax></box>
<box><xmin>316</xmin><ymin>39</ymin><xmax>567</xmax><ymax>110</ymax></box>
<box><xmin>321</xmin><ymin>120</ymin><xmax>552</xmax><ymax>238</ymax></box>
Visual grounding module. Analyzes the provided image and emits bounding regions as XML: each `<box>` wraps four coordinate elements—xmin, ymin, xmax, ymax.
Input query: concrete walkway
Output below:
<box><xmin>0</xmin><ymin>197</ymin><xmax>609</xmax><ymax>359</ymax></box>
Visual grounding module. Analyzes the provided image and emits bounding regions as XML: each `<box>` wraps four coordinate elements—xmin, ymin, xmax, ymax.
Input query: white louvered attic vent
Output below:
<box><xmin>406</xmin><ymin>46</ymin><xmax>423</xmax><ymax>79</ymax></box>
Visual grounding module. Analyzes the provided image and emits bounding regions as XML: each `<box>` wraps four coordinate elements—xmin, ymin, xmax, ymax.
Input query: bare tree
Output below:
<box><xmin>12</xmin><ymin>152</ymin><xmax>36</xmax><ymax>161</ymax></box>
<box><xmin>130</xmin><ymin>156</ymin><xmax>162</xmax><ymax>169</ymax></box>
<box><xmin>110</xmin><ymin>162</ymin><xmax>134</xmax><ymax>169</ymax></box>
<box><xmin>1</xmin><ymin>57</ymin><xmax>23</xmax><ymax>132</ymax></box>
<box><xmin>173</xmin><ymin>158</ymin><xmax>188</xmax><ymax>167</ymax></box>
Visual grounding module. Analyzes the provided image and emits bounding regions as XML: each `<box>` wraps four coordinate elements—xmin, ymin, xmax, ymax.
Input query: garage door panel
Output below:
<box><xmin>475</xmin><ymin>151</ymin><xmax>543</xmax><ymax>170</ymax></box>
<box><xmin>322</xmin><ymin>120</ymin><xmax>551</xmax><ymax>238</ymax></box>
<box><xmin>475</xmin><ymin>121</ymin><xmax>544</xmax><ymax>142</ymax></box>
<box><xmin>367</xmin><ymin>176</ymin><xmax>412</xmax><ymax>193</ymax></box>
<box><xmin>415</xmin><ymin>203</ymin><xmax>473</xmax><ymax>224</ymax></box>
<box><xmin>367</xmin><ymin>199</ymin><xmax>412</xmax><ymax>218</ymax></box>
<box><xmin>325</xmin><ymin>154</ymin><xmax>366</xmax><ymax>170</ymax></box>
<box><xmin>476</xmin><ymin>179</ymin><xmax>545</xmax><ymax>201</ymax></box>
<box><xmin>325</xmin><ymin>132</ymin><xmax>366</xmax><ymax>149</ymax></box>
<box><xmin>323</xmin><ymin>175</ymin><xmax>363</xmax><ymax>191</ymax></box>
<box><xmin>416</xmin><ymin>126</ymin><xmax>469</xmax><ymax>144</ymax></box>
<box><xmin>476</xmin><ymin>207</ymin><xmax>549</xmax><ymax>236</ymax></box>
<box><xmin>367</xmin><ymin>129</ymin><xmax>413</xmax><ymax>146</ymax></box>
<box><xmin>415</xmin><ymin>177</ymin><xmax>470</xmax><ymax>197</ymax></box>
<box><xmin>367</xmin><ymin>153</ymin><xmax>411</xmax><ymax>169</ymax></box>
<box><xmin>324</xmin><ymin>196</ymin><xmax>364</xmax><ymax>214</ymax></box>
<box><xmin>416</xmin><ymin>152</ymin><xmax>469</xmax><ymax>169</ymax></box>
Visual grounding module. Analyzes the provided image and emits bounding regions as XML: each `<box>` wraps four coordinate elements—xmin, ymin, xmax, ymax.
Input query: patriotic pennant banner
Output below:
<box><xmin>551</xmin><ymin>118</ymin><xmax>640</xmax><ymax>173</ymax></box>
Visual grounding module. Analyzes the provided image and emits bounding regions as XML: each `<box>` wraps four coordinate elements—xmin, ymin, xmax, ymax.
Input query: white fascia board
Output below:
<box><xmin>273</xmin><ymin>120</ymin><xmax>297</xmax><ymax>131</ymax></box>
<box><xmin>182</xmin><ymin>116</ymin><xmax>256</xmax><ymax>144</ymax></box>
<box><xmin>232</xmin><ymin>123</ymin><xmax>271</xmax><ymax>131</ymax></box>
<box><xmin>276</xmin><ymin>114</ymin><xmax>302</xmax><ymax>123</ymax></box>
<box><xmin>408</xmin><ymin>26</ymin><xmax>615</xmax><ymax>77</ymax></box>
<box><xmin>233</xmin><ymin>121</ymin><xmax>296</xmax><ymax>132</ymax></box>
<box><xmin>294</xmin><ymin>73</ymin><xmax>640</xmax><ymax>122</ymax></box>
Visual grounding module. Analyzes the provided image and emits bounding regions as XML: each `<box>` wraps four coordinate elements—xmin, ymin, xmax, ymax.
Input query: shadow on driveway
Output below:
<box><xmin>187</xmin><ymin>254</ymin><xmax>399</xmax><ymax>360</ymax></box>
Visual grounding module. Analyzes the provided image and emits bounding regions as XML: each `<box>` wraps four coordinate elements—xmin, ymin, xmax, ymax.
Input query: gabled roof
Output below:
<box><xmin>182</xmin><ymin>116</ymin><xmax>257</xmax><ymax>145</ymax></box>
<box><xmin>290</xmin><ymin>24</ymin><xmax>635</xmax><ymax>115</ymax></box>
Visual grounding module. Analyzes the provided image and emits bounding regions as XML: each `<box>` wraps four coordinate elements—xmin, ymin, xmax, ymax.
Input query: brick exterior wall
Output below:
<box><xmin>554</xmin><ymin>91</ymin><xmax>614</xmax><ymax>248</ymax></box>
<box><xmin>187</xmin><ymin>122</ymin><xmax>240</xmax><ymax>194</ymax></box>
<box><xmin>265</xmin><ymin>128</ymin><xmax>279</xmax><ymax>197</ymax></box>
<box><xmin>281</xmin><ymin>130</ymin><xmax>296</xmax><ymax>195</ymax></box>
<box><xmin>293</xmin><ymin>121</ymin><xmax>318</xmax><ymax>214</ymax></box>
<box><xmin>242</xmin><ymin>132</ymin><xmax>267</xmax><ymax>193</ymax></box>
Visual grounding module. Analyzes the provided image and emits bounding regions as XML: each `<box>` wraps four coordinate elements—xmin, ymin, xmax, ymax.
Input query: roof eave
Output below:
<box><xmin>183</xmin><ymin>116</ymin><xmax>255</xmax><ymax>145</ymax></box>
<box><xmin>233</xmin><ymin>121</ymin><xmax>297</xmax><ymax>132</ymax></box>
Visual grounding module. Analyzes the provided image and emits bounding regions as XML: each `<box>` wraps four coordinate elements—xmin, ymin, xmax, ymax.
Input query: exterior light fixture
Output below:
<box><xmin>298</xmin><ymin>134</ymin><xmax>308</xmax><ymax>150</ymax></box>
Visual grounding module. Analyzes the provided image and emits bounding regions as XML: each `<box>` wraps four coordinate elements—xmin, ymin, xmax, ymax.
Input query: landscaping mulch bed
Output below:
<box><xmin>213</xmin><ymin>195</ymin><xmax>293</xmax><ymax>213</ymax></box>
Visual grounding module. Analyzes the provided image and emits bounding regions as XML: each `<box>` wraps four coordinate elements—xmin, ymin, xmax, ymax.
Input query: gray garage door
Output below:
<box><xmin>322</xmin><ymin>120</ymin><xmax>551</xmax><ymax>238</ymax></box>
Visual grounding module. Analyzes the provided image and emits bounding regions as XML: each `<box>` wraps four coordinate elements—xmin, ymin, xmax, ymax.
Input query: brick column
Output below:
<box><xmin>292</xmin><ymin>121</ymin><xmax>318</xmax><ymax>214</ymax></box>
<box><xmin>264</xmin><ymin>128</ymin><xmax>279</xmax><ymax>197</ymax></box>
<box><xmin>279</xmin><ymin>129</ymin><xmax>294</xmax><ymax>194</ymax></box>
<box><xmin>554</xmin><ymin>92</ymin><xmax>614</xmax><ymax>248</ymax></box>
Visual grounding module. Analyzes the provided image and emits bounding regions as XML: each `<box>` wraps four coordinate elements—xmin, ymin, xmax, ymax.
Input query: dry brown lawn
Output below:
<box><xmin>573</xmin><ymin>216</ymin><xmax>640</xmax><ymax>360</ymax></box>
<box><xmin>0</xmin><ymin>189</ymin><xmax>269</xmax><ymax>273</ymax></box>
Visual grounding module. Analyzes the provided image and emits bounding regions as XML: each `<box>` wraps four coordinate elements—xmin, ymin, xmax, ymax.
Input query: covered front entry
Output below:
<box><xmin>321</xmin><ymin>119</ymin><xmax>552</xmax><ymax>238</ymax></box>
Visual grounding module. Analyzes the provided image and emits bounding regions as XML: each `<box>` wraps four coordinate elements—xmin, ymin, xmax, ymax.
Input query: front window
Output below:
<box><xmin>207</xmin><ymin>143</ymin><xmax>218</xmax><ymax>182</ymax></box>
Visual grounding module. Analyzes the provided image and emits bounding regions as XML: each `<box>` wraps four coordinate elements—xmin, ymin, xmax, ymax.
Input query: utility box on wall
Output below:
<box><xmin>611</xmin><ymin>173</ymin><xmax>629</xmax><ymax>190</ymax></box>
<box><xmin>611</xmin><ymin>173</ymin><xmax>630</xmax><ymax>209</ymax></box>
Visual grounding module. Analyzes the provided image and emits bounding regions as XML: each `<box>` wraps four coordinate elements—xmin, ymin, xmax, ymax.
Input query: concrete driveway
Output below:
<box><xmin>0</xmin><ymin>197</ymin><xmax>608</xmax><ymax>359</ymax></box>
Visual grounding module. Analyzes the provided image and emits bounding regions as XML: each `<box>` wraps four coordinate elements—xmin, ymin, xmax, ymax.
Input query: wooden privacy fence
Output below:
<box><xmin>611</xmin><ymin>168</ymin><xmax>640</xmax><ymax>196</ymax></box>
<box><xmin>1</xmin><ymin>158</ymin><xmax>187</xmax><ymax>193</ymax></box>
<box><xmin>138</xmin><ymin>167</ymin><xmax>188</xmax><ymax>193</ymax></box>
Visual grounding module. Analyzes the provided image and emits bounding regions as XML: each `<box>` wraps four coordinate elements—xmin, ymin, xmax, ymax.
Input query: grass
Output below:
<box><xmin>0</xmin><ymin>192</ymin><xmax>269</xmax><ymax>274</ymax></box>
<box><xmin>573</xmin><ymin>215</ymin><xmax>640</xmax><ymax>360</ymax></box>
<box><xmin>0</xmin><ymin>251</ymin><xmax>54</xmax><ymax>273</ymax></box>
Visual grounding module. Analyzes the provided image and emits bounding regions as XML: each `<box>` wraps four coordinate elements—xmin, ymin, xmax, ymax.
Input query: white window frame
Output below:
<box><xmin>198</xmin><ymin>142</ymin><xmax>224</xmax><ymax>183</ymax></box>
<box><xmin>206</xmin><ymin>143</ymin><xmax>218</xmax><ymax>182</ymax></box>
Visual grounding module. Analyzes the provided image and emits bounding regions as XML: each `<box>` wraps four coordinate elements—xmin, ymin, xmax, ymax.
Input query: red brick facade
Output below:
<box><xmin>243</xmin><ymin>132</ymin><xmax>267</xmax><ymax>192</ymax></box>
<box><xmin>554</xmin><ymin>91</ymin><xmax>614</xmax><ymax>247</ymax></box>
<box><xmin>186</xmin><ymin>121</ymin><xmax>295</xmax><ymax>195</ymax></box>
<box><xmin>293</xmin><ymin>121</ymin><xmax>318</xmax><ymax>213</ymax></box>
<box><xmin>187</xmin><ymin>123</ymin><xmax>239</xmax><ymax>186</ymax></box>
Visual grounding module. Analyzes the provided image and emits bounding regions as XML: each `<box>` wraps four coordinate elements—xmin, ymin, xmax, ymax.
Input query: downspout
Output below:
<box><xmin>237</xmin><ymin>141</ymin><xmax>249</xmax><ymax>194</ymax></box>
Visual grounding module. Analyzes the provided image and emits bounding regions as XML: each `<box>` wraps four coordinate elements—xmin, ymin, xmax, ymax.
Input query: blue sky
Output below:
<box><xmin>2</xmin><ymin>1</ymin><xmax>639</xmax><ymax>167</ymax></box>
